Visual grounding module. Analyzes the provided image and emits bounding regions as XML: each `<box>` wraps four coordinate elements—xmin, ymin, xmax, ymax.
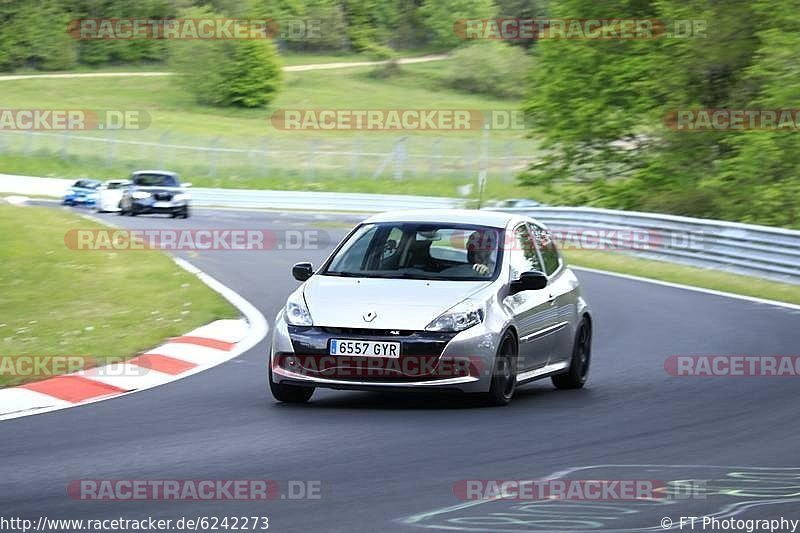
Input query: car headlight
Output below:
<box><xmin>132</xmin><ymin>191</ymin><xmax>151</xmax><ymax>200</ymax></box>
<box><xmin>285</xmin><ymin>288</ymin><xmax>313</xmax><ymax>326</ymax></box>
<box><xmin>173</xmin><ymin>193</ymin><xmax>189</xmax><ymax>202</ymax></box>
<box><xmin>425</xmin><ymin>299</ymin><xmax>484</xmax><ymax>332</ymax></box>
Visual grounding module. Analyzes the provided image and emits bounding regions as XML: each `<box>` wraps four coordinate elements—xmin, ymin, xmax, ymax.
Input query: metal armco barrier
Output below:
<box><xmin>493</xmin><ymin>206</ymin><xmax>800</xmax><ymax>284</ymax></box>
<box><xmin>2</xmin><ymin>173</ymin><xmax>798</xmax><ymax>284</ymax></box>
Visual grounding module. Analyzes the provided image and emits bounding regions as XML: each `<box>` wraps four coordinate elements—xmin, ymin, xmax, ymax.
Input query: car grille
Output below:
<box><xmin>154</xmin><ymin>192</ymin><xmax>173</xmax><ymax>201</ymax></box>
<box><xmin>320</xmin><ymin>327</ymin><xmax>414</xmax><ymax>337</ymax></box>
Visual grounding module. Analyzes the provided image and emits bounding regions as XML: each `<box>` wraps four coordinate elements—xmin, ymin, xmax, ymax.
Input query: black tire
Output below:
<box><xmin>182</xmin><ymin>207</ymin><xmax>190</xmax><ymax>219</ymax></box>
<box><xmin>552</xmin><ymin>319</ymin><xmax>591</xmax><ymax>389</ymax></box>
<box><xmin>482</xmin><ymin>332</ymin><xmax>518</xmax><ymax>406</ymax></box>
<box><xmin>268</xmin><ymin>365</ymin><xmax>314</xmax><ymax>403</ymax></box>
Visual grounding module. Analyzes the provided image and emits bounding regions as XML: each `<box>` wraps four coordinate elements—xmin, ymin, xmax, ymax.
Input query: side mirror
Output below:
<box><xmin>292</xmin><ymin>262</ymin><xmax>314</xmax><ymax>282</ymax></box>
<box><xmin>510</xmin><ymin>270</ymin><xmax>548</xmax><ymax>294</ymax></box>
<box><xmin>183</xmin><ymin>182</ymin><xmax>193</xmax><ymax>188</ymax></box>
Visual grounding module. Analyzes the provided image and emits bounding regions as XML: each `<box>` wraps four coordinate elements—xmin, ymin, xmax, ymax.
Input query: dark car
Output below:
<box><xmin>119</xmin><ymin>171</ymin><xmax>192</xmax><ymax>218</ymax></box>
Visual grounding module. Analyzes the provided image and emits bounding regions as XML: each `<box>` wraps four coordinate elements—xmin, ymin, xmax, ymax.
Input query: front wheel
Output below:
<box><xmin>552</xmin><ymin>319</ymin><xmax>591</xmax><ymax>389</ymax></box>
<box><xmin>268</xmin><ymin>365</ymin><xmax>314</xmax><ymax>403</ymax></box>
<box><xmin>482</xmin><ymin>332</ymin><xmax>517</xmax><ymax>406</ymax></box>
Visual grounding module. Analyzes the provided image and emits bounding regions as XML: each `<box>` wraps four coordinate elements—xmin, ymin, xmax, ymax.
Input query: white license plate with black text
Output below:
<box><xmin>329</xmin><ymin>339</ymin><xmax>400</xmax><ymax>358</ymax></box>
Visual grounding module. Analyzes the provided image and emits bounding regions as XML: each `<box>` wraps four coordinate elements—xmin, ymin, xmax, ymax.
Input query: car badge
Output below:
<box><xmin>363</xmin><ymin>311</ymin><xmax>377</xmax><ymax>322</ymax></box>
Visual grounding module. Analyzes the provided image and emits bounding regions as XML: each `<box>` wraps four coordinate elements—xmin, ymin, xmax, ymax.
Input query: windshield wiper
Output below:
<box><xmin>322</xmin><ymin>271</ymin><xmax>363</xmax><ymax>277</ymax></box>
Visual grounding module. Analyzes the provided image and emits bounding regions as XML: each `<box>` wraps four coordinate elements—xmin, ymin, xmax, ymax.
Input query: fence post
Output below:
<box><xmin>351</xmin><ymin>137</ymin><xmax>361</xmax><ymax>179</ymax></box>
<box><xmin>308</xmin><ymin>139</ymin><xmax>317</xmax><ymax>180</ymax></box>
<box><xmin>393</xmin><ymin>137</ymin><xmax>407</xmax><ymax>180</ymax></box>
<box><xmin>60</xmin><ymin>131</ymin><xmax>70</xmax><ymax>159</ymax></box>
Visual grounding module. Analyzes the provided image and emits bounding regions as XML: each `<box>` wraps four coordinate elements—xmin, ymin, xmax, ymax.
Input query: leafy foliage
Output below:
<box><xmin>521</xmin><ymin>0</ymin><xmax>800</xmax><ymax>227</ymax></box>
<box><xmin>169</xmin><ymin>8</ymin><xmax>282</xmax><ymax>108</ymax></box>
<box><xmin>443</xmin><ymin>42</ymin><xmax>532</xmax><ymax>99</ymax></box>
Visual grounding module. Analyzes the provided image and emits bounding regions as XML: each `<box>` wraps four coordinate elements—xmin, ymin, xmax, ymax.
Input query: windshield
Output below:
<box><xmin>324</xmin><ymin>223</ymin><xmax>502</xmax><ymax>281</ymax></box>
<box><xmin>133</xmin><ymin>174</ymin><xmax>179</xmax><ymax>187</ymax></box>
<box><xmin>73</xmin><ymin>180</ymin><xmax>100</xmax><ymax>189</ymax></box>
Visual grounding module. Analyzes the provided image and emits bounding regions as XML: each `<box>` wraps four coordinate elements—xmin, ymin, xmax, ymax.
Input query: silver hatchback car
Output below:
<box><xmin>269</xmin><ymin>209</ymin><xmax>592</xmax><ymax>406</ymax></box>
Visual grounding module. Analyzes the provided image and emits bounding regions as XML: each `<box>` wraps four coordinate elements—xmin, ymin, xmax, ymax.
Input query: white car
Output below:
<box><xmin>94</xmin><ymin>180</ymin><xmax>129</xmax><ymax>213</ymax></box>
<box><xmin>269</xmin><ymin>209</ymin><xmax>593</xmax><ymax>406</ymax></box>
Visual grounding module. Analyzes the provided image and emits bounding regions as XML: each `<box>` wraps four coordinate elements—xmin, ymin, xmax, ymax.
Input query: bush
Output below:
<box><xmin>443</xmin><ymin>42</ymin><xmax>532</xmax><ymax>99</ymax></box>
<box><xmin>368</xmin><ymin>59</ymin><xmax>401</xmax><ymax>79</ymax></box>
<box><xmin>169</xmin><ymin>12</ymin><xmax>282</xmax><ymax>108</ymax></box>
<box><xmin>0</xmin><ymin>0</ymin><xmax>77</xmax><ymax>71</ymax></box>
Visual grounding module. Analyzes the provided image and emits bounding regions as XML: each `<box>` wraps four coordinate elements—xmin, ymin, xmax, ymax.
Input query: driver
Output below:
<box><xmin>466</xmin><ymin>230</ymin><xmax>497</xmax><ymax>276</ymax></box>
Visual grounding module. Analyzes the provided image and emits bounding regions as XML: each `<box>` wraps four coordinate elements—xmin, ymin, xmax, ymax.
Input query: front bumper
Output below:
<box><xmin>269</xmin><ymin>312</ymin><xmax>500</xmax><ymax>393</ymax></box>
<box><xmin>131</xmin><ymin>199</ymin><xmax>188</xmax><ymax>214</ymax></box>
<box><xmin>63</xmin><ymin>195</ymin><xmax>96</xmax><ymax>206</ymax></box>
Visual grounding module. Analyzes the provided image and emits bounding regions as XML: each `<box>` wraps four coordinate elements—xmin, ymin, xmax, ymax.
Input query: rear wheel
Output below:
<box><xmin>552</xmin><ymin>319</ymin><xmax>591</xmax><ymax>389</ymax></box>
<box><xmin>269</xmin><ymin>365</ymin><xmax>314</xmax><ymax>403</ymax></box>
<box><xmin>482</xmin><ymin>332</ymin><xmax>517</xmax><ymax>406</ymax></box>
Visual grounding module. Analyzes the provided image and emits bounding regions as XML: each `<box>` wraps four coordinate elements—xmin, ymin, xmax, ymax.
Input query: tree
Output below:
<box><xmin>418</xmin><ymin>0</ymin><xmax>495</xmax><ymax>50</ymax></box>
<box><xmin>520</xmin><ymin>0</ymin><xmax>800</xmax><ymax>227</ymax></box>
<box><xmin>169</xmin><ymin>8</ymin><xmax>282</xmax><ymax>108</ymax></box>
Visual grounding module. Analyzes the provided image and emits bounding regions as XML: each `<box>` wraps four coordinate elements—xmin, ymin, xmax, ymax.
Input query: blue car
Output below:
<box><xmin>62</xmin><ymin>179</ymin><xmax>102</xmax><ymax>207</ymax></box>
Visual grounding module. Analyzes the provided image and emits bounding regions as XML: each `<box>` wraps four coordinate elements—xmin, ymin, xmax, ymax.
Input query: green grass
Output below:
<box><xmin>0</xmin><ymin>60</ymin><xmax>538</xmax><ymax>201</ymax></box>
<box><xmin>0</xmin><ymin>203</ymin><xmax>237</xmax><ymax>388</ymax></box>
<box><xmin>564</xmin><ymin>249</ymin><xmax>800</xmax><ymax>305</ymax></box>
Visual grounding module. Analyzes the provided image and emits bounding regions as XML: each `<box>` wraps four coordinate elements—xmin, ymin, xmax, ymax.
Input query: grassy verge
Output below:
<box><xmin>564</xmin><ymin>249</ymin><xmax>800</xmax><ymax>306</ymax></box>
<box><xmin>0</xmin><ymin>60</ymin><xmax>538</xmax><ymax>202</ymax></box>
<box><xmin>0</xmin><ymin>203</ymin><xmax>237</xmax><ymax>388</ymax></box>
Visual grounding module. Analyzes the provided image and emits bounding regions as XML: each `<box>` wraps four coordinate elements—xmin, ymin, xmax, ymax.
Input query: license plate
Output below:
<box><xmin>153</xmin><ymin>201</ymin><xmax>172</xmax><ymax>208</ymax></box>
<box><xmin>329</xmin><ymin>339</ymin><xmax>400</xmax><ymax>358</ymax></box>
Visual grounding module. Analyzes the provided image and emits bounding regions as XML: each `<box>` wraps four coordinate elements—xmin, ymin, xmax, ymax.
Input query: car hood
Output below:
<box><xmin>133</xmin><ymin>186</ymin><xmax>185</xmax><ymax>193</ymax></box>
<box><xmin>303</xmin><ymin>275</ymin><xmax>491</xmax><ymax>330</ymax></box>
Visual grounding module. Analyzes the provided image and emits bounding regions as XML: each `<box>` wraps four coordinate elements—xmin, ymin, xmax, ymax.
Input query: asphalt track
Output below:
<box><xmin>1</xmin><ymin>206</ymin><xmax>799</xmax><ymax>532</ymax></box>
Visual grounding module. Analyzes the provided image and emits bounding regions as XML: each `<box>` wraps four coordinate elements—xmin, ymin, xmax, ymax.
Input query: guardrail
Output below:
<box><xmin>189</xmin><ymin>188</ymin><xmax>463</xmax><ymax>211</ymax></box>
<box><xmin>493</xmin><ymin>206</ymin><xmax>800</xmax><ymax>285</ymax></box>
<box><xmin>0</xmin><ymin>173</ymin><xmax>464</xmax><ymax>211</ymax></box>
<box><xmin>2</xmin><ymin>173</ymin><xmax>798</xmax><ymax>284</ymax></box>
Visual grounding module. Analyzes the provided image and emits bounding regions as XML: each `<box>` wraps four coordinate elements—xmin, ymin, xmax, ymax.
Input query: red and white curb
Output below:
<box><xmin>0</xmin><ymin>258</ymin><xmax>268</xmax><ymax>421</ymax></box>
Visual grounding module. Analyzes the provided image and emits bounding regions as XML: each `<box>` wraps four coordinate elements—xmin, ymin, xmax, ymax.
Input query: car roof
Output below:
<box><xmin>363</xmin><ymin>209</ymin><xmax>523</xmax><ymax>229</ymax></box>
<box><xmin>131</xmin><ymin>170</ymin><xmax>178</xmax><ymax>177</ymax></box>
